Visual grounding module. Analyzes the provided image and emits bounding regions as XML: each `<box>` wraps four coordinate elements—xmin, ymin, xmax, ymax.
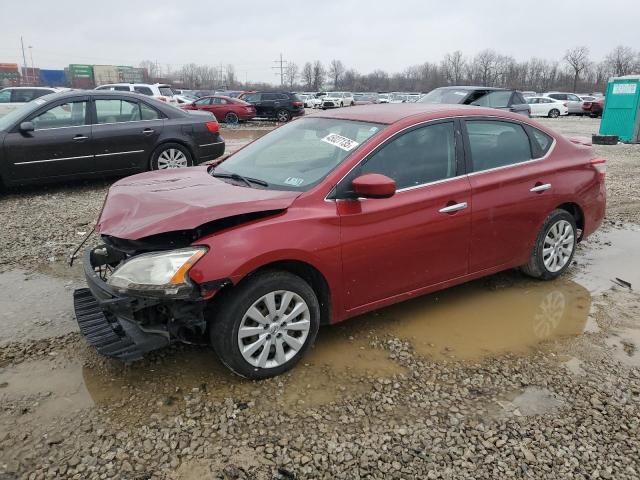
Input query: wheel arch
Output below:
<box><xmin>150</xmin><ymin>139</ymin><xmax>196</xmax><ymax>169</ymax></box>
<box><xmin>555</xmin><ymin>202</ymin><xmax>585</xmax><ymax>240</ymax></box>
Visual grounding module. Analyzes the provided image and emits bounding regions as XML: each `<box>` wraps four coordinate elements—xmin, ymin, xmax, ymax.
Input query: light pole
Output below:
<box><xmin>28</xmin><ymin>45</ymin><xmax>35</xmax><ymax>85</ymax></box>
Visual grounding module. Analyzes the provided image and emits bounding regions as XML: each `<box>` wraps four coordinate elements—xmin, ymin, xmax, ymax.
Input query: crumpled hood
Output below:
<box><xmin>97</xmin><ymin>166</ymin><xmax>301</xmax><ymax>240</ymax></box>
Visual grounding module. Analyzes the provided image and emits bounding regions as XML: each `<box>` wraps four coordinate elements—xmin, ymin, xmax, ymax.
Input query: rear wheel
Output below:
<box><xmin>276</xmin><ymin>109</ymin><xmax>291</xmax><ymax>122</ymax></box>
<box><xmin>548</xmin><ymin>108</ymin><xmax>560</xmax><ymax>118</ymax></box>
<box><xmin>150</xmin><ymin>143</ymin><xmax>192</xmax><ymax>170</ymax></box>
<box><xmin>209</xmin><ymin>271</ymin><xmax>320</xmax><ymax>379</ymax></box>
<box><xmin>522</xmin><ymin>210</ymin><xmax>577</xmax><ymax>280</ymax></box>
<box><xmin>224</xmin><ymin>112</ymin><xmax>239</xmax><ymax>124</ymax></box>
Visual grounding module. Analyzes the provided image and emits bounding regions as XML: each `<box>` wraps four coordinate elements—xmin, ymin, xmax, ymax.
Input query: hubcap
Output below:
<box><xmin>157</xmin><ymin>148</ymin><xmax>188</xmax><ymax>169</ymax></box>
<box><xmin>542</xmin><ymin>220</ymin><xmax>574</xmax><ymax>272</ymax></box>
<box><xmin>237</xmin><ymin>290</ymin><xmax>311</xmax><ymax>369</ymax></box>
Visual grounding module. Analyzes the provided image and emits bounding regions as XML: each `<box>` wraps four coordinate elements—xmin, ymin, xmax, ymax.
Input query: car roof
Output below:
<box><xmin>436</xmin><ymin>86</ymin><xmax>511</xmax><ymax>91</ymax></box>
<box><xmin>1</xmin><ymin>86</ymin><xmax>61</xmax><ymax>90</ymax></box>
<box><xmin>309</xmin><ymin>103</ymin><xmax>527</xmax><ymax>125</ymax></box>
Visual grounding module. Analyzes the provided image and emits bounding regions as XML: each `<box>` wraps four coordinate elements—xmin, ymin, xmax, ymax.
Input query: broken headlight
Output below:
<box><xmin>107</xmin><ymin>247</ymin><xmax>207</xmax><ymax>297</ymax></box>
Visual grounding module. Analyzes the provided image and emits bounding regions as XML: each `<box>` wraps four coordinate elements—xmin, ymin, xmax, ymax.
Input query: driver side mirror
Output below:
<box><xmin>352</xmin><ymin>173</ymin><xmax>396</xmax><ymax>199</ymax></box>
<box><xmin>19</xmin><ymin>121</ymin><xmax>34</xmax><ymax>133</ymax></box>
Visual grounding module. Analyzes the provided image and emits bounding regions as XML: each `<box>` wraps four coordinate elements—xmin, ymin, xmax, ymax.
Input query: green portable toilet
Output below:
<box><xmin>599</xmin><ymin>75</ymin><xmax>640</xmax><ymax>143</ymax></box>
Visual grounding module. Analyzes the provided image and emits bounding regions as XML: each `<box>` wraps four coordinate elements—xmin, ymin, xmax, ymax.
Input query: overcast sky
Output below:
<box><xmin>1</xmin><ymin>0</ymin><xmax>638</xmax><ymax>83</ymax></box>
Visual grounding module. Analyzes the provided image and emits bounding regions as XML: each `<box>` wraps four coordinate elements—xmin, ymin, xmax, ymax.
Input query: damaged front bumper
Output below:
<box><xmin>73</xmin><ymin>246</ymin><xmax>207</xmax><ymax>362</ymax></box>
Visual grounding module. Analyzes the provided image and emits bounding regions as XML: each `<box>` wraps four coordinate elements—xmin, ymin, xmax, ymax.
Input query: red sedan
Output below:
<box><xmin>181</xmin><ymin>95</ymin><xmax>256</xmax><ymax>123</ymax></box>
<box><xmin>75</xmin><ymin>104</ymin><xmax>606</xmax><ymax>378</ymax></box>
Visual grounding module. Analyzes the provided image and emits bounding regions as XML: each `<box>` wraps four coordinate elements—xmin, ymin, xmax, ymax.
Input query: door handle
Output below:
<box><xmin>73</xmin><ymin>135</ymin><xmax>88</xmax><ymax>141</ymax></box>
<box><xmin>530</xmin><ymin>183</ymin><xmax>551</xmax><ymax>193</ymax></box>
<box><xmin>142</xmin><ymin>128</ymin><xmax>155</xmax><ymax>135</ymax></box>
<box><xmin>439</xmin><ymin>202</ymin><xmax>468</xmax><ymax>214</ymax></box>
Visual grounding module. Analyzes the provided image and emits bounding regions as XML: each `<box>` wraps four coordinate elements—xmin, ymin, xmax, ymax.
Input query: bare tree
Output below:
<box><xmin>225</xmin><ymin>64</ymin><xmax>237</xmax><ymax>88</ymax></box>
<box><xmin>312</xmin><ymin>61</ymin><xmax>325</xmax><ymax>91</ymax></box>
<box><xmin>328</xmin><ymin>59</ymin><xmax>345</xmax><ymax>88</ymax></box>
<box><xmin>284</xmin><ymin>62</ymin><xmax>299</xmax><ymax>88</ymax></box>
<box><xmin>441</xmin><ymin>51</ymin><xmax>465</xmax><ymax>84</ymax></box>
<box><xmin>301</xmin><ymin>62</ymin><xmax>314</xmax><ymax>90</ymax></box>
<box><xmin>605</xmin><ymin>45</ymin><xmax>636</xmax><ymax>77</ymax></box>
<box><xmin>564</xmin><ymin>46</ymin><xmax>591</xmax><ymax>92</ymax></box>
<box><xmin>139</xmin><ymin>60</ymin><xmax>159</xmax><ymax>81</ymax></box>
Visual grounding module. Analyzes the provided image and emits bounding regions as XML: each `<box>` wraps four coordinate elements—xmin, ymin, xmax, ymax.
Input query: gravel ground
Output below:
<box><xmin>1</xmin><ymin>115</ymin><xmax>639</xmax><ymax>479</ymax></box>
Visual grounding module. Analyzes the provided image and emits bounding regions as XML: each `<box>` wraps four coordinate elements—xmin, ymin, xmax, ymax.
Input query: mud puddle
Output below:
<box><xmin>347</xmin><ymin>276</ymin><xmax>592</xmax><ymax>361</ymax></box>
<box><xmin>0</xmin><ymin>269</ymin><xmax>82</xmax><ymax>345</ymax></box>
<box><xmin>573</xmin><ymin>226</ymin><xmax>640</xmax><ymax>293</ymax></box>
<box><xmin>219</xmin><ymin>128</ymin><xmax>270</xmax><ymax>154</ymax></box>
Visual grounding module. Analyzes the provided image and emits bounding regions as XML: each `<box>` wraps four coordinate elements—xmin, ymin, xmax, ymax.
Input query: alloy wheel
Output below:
<box><xmin>157</xmin><ymin>148</ymin><xmax>188</xmax><ymax>169</ymax></box>
<box><xmin>277</xmin><ymin>110</ymin><xmax>290</xmax><ymax>122</ymax></box>
<box><xmin>237</xmin><ymin>290</ymin><xmax>311</xmax><ymax>368</ymax></box>
<box><xmin>549</xmin><ymin>109</ymin><xmax>560</xmax><ymax>118</ymax></box>
<box><xmin>542</xmin><ymin>220</ymin><xmax>574</xmax><ymax>272</ymax></box>
<box><xmin>225</xmin><ymin>112</ymin><xmax>239</xmax><ymax>124</ymax></box>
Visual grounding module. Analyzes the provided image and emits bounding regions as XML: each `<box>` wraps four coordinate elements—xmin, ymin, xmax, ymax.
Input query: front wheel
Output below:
<box><xmin>522</xmin><ymin>210</ymin><xmax>577</xmax><ymax>280</ymax></box>
<box><xmin>276</xmin><ymin>109</ymin><xmax>291</xmax><ymax>122</ymax></box>
<box><xmin>225</xmin><ymin>112</ymin><xmax>239</xmax><ymax>124</ymax></box>
<box><xmin>548</xmin><ymin>108</ymin><xmax>560</xmax><ymax>118</ymax></box>
<box><xmin>150</xmin><ymin>143</ymin><xmax>192</xmax><ymax>170</ymax></box>
<box><xmin>209</xmin><ymin>271</ymin><xmax>320</xmax><ymax>379</ymax></box>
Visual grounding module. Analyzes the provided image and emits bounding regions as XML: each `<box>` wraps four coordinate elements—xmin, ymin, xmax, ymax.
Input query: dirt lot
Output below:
<box><xmin>1</xmin><ymin>116</ymin><xmax>639</xmax><ymax>480</ymax></box>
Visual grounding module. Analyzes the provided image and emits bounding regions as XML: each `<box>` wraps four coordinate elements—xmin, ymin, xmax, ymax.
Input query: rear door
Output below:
<box><xmin>3</xmin><ymin>96</ymin><xmax>94</xmax><ymax>179</ymax></box>
<box><xmin>337</xmin><ymin>120</ymin><xmax>471</xmax><ymax>310</ymax></box>
<box><xmin>242</xmin><ymin>93</ymin><xmax>263</xmax><ymax>116</ymax></box>
<box><xmin>463</xmin><ymin>118</ymin><xmax>558</xmax><ymax>272</ymax></box>
<box><xmin>528</xmin><ymin>97</ymin><xmax>541</xmax><ymax>116</ymax></box>
<box><xmin>508</xmin><ymin>92</ymin><xmax>530</xmax><ymax>116</ymax></box>
<box><xmin>566</xmin><ymin>93</ymin><xmax>583</xmax><ymax>114</ymax></box>
<box><xmin>91</xmin><ymin>96</ymin><xmax>163</xmax><ymax>172</ymax></box>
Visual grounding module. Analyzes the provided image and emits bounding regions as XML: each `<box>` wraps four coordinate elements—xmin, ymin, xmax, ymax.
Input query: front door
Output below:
<box><xmin>4</xmin><ymin>97</ymin><xmax>93</xmax><ymax>180</ymax></box>
<box><xmin>337</xmin><ymin>120</ymin><xmax>471</xmax><ymax>311</ymax></box>
<box><xmin>463</xmin><ymin>118</ymin><xmax>558</xmax><ymax>272</ymax></box>
<box><xmin>91</xmin><ymin>97</ymin><xmax>163</xmax><ymax>172</ymax></box>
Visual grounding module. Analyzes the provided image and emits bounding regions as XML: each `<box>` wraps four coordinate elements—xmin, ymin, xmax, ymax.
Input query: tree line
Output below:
<box><xmin>144</xmin><ymin>45</ymin><xmax>639</xmax><ymax>94</ymax></box>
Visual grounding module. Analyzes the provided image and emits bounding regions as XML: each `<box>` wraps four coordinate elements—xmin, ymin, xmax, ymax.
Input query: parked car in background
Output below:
<box><xmin>353</xmin><ymin>93</ymin><xmax>379</xmax><ymax>105</ymax></box>
<box><xmin>0</xmin><ymin>90</ymin><xmax>224</xmax><ymax>186</ymax></box>
<box><xmin>239</xmin><ymin>91</ymin><xmax>304</xmax><ymax>122</ymax></box>
<box><xmin>582</xmin><ymin>97</ymin><xmax>605</xmax><ymax>117</ymax></box>
<box><xmin>378</xmin><ymin>93</ymin><xmax>390</xmax><ymax>103</ymax></box>
<box><xmin>579</xmin><ymin>95</ymin><xmax>597</xmax><ymax>102</ymax></box>
<box><xmin>297</xmin><ymin>94</ymin><xmax>315</xmax><ymax>108</ymax></box>
<box><xmin>526</xmin><ymin>96</ymin><xmax>569</xmax><ymax>118</ymax></box>
<box><xmin>74</xmin><ymin>103</ymin><xmax>605</xmax><ymax>379</ymax></box>
<box><xmin>419</xmin><ymin>86</ymin><xmax>531</xmax><ymax>116</ymax></box>
<box><xmin>175</xmin><ymin>94</ymin><xmax>198</xmax><ymax>104</ymax></box>
<box><xmin>0</xmin><ymin>87</ymin><xmax>69</xmax><ymax>117</ymax></box>
<box><xmin>521</xmin><ymin>91</ymin><xmax>537</xmax><ymax>98</ymax></box>
<box><xmin>95</xmin><ymin>83</ymin><xmax>179</xmax><ymax>106</ymax></box>
<box><xmin>542</xmin><ymin>92</ymin><xmax>584</xmax><ymax>115</ymax></box>
<box><xmin>321</xmin><ymin>92</ymin><xmax>355</xmax><ymax>108</ymax></box>
<box><xmin>181</xmin><ymin>95</ymin><xmax>256</xmax><ymax>123</ymax></box>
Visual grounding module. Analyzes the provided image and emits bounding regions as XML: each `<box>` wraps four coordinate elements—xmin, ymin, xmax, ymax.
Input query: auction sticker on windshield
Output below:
<box><xmin>321</xmin><ymin>133</ymin><xmax>359</xmax><ymax>151</ymax></box>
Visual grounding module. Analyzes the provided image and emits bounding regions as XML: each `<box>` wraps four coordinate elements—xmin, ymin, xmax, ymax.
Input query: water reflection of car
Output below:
<box><xmin>74</xmin><ymin>103</ymin><xmax>606</xmax><ymax>379</ymax></box>
<box><xmin>0</xmin><ymin>90</ymin><xmax>225</xmax><ymax>186</ymax></box>
<box><xmin>419</xmin><ymin>86</ymin><xmax>531</xmax><ymax>116</ymax></box>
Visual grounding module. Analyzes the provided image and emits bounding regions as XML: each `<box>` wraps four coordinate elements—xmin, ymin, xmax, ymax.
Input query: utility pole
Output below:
<box><xmin>272</xmin><ymin>53</ymin><xmax>287</xmax><ymax>86</ymax></box>
<box><xmin>20</xmin><ymin>37</ymin><xmax>28</xmax><ymax>85</ymax></box>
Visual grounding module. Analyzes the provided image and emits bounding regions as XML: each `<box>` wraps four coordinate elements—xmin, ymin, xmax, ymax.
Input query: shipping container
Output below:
<box><xmin>0</xmin><ymin>63</ymin><xmax>19</xmax><ymax>72</ymax></box>
<box><xmin>70</xmin><ymin>76</ymin><xmax>94</xmax><ymax>89</ymax></box>
<box><xmin>116</xmin><ymin>65</ymin><xmax>146</xmax><ymax>84</ymax></box>
<box><xmin>93</xmin><ymin>64</ymin><xmax>120</xmax><ymax>86</ymax></box>
<box><xmin>21</xmin><ymin>67</ymin><xmax>41</xmax><ymax>86</ymax></box>
<box><xmin>40</xmin><ymin>69</ymin><xmax>67</xmax><ymax>87</ymax></box>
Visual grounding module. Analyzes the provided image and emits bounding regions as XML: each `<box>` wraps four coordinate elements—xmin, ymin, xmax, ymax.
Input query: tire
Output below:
<box><xmin>548</xmin><ymin>108</ymin><xmax>560</xmax><ymax>118</ymax></box>
<box><xmin>522</xmin><ymin>209</ymin><xmax>577</xmax><ymax>280</ymax></box>
<box><xmin>339</xmin><ymin>102</ymin><xmax>344</xmax><ymax>107</ymax></box>
<box><xmin>209</xmin><ymin>271</ymin><xmax>320</xmax><ymax>379</ymax></box>
<box><xmin>224</xmin><ymin>112</ymin><xmax>239</xmax><ymax>124</ymax></box>
<box><xmin>276</xmin><ymin>109</ymin><xmax>291</xmax><ymax>122</ymax></box>
<box><xmin>150</xmin><ymin>143</ymin><xmax>192</xmax><ymax>170</ymax></box>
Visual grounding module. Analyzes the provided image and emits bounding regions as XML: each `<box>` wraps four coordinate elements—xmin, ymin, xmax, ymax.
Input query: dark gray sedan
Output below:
<box><xmin>419</xmin><ymin>86</ymin><xmax>531</xmax><ymax>117</ymax></box>
<box><xmin>0</xmin><ymin>90</ymin><xmax>225</xmax><ymax>187</ymax></box>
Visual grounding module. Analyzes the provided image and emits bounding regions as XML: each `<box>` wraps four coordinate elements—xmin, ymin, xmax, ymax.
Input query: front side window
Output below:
<box><xmin>470</xmin><ymin>91</ymin><xmax>512</xmax><ymax>108</ymax></box>
<box><xmin>527</xmin><ymin>98</ymin><xmax>539</xmax><ymax>104</ymax></box>
<box><xmin>113</xmin><ymin>86</ymin><xmax>130</xmax><ymax>92</ymax></box>
<box><xmin>134</xmin><ymin>86</ymin><xmax>153</xmax><ymax>96</ymax></box>
<box><xmin>242</xmin><ymin>93</ymin><xmax>260</xmax><ymax>103</ymax></box>
<box><xmin>30</xmin><ymin>101</ymin><xmax>87</xmax><ymax>130</ymax></box>
<box><xmin>358</xmin><ymin>122</ymin><xmax>457</xmax><ymax>190</ymax></box>
<box><xmin>12</xmin><ymin>89</ymin><xmax>41</xmax><ymax>103</ymax></box>
<box><xmin>95</xmin><ymin>99</ymin><xmax>140</xmax><ymax>123</ymax></box>
<box><xmin>466</xmin><ymin>120</ymin><xmax>532</xmax><ymax>172</ymax></box>
<box><xmin>215</xmin><ymin>117</ymin><xmax>382</xmax><ymax>191</ymax></box>
<box><xmin>0</xmin><ymin>90</ymin><xmax>10</xmax><ymax>103</ymax></box>
<box><xmin>567</xmin><ymin>94</ymin><xmax>581</xmax><ymax>102</ymax></box>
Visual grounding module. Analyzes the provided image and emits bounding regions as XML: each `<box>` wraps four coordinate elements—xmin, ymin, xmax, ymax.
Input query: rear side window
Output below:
<box><xmin>359</xmin><ymin>122</ymin><xmax>457</xmax><ymax>189</ymax></box>
<box><xmin>158</xmin><ymin>87</ymin><xmax>174</xmax><ymax>96</ymax></box>
<box><xmin>0</xmin><ymin>90</ymin><xmax>10</xmax><ymax>103</ymax></box>
<box><xmin>529</xmin><ymin>127</ymin><xmax>554</xmax><ymax>157</ymax></box>
<box><xmin>549</xmin><ymin>94</ymin><xmax>566</xmax><ymax>100</ymax></box>
<box><xmin>134</xmin><ymin>86</ymin><xmax>153</xmax><ymax>96</ymax></box>
<box><xmin>466</xmin><ymin>120</ymin><xmax>532</xmax><ymax>171</ymax></box>
<box><xmin>95</xmin><ymin>99</ymin><xmax>140</xmax><ymax>123</ymax></box>
<box><xmin>263</xmin><ymin>93</ymin><xmax>278</xmax><ymax>100</ymax></box>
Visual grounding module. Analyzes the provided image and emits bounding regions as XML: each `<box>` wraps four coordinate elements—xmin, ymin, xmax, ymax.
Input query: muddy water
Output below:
<box><xmin>0</xmin><ymin>269</ymin><xmax>82</xmax><ymax>345</ymax></box>
<box><xmin>219</xmin><ymin>128</ymin><xmax>270</xmax><ymax>154</ymax></box>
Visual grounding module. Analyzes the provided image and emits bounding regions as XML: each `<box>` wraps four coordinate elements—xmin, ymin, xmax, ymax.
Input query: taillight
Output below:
<box><xmin>591</xmin><ymin>158</ymin><xmax>606</xmax><ymax>177</ymax></box>
<box><xmin>292</xmin><ymin>101</ymin><xmax>303</xmax><ymax>107</ymax></box>
<box><xmin>205</xmin><ymin>121</ymin><xmax>219</xmax><ymax>134</ymax></box>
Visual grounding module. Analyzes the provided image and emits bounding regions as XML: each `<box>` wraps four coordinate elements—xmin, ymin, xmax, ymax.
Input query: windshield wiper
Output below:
<box><xmin>211</xmin><ymin>171</ymin><xmax>269</xmax><ymax>187</ymax></box>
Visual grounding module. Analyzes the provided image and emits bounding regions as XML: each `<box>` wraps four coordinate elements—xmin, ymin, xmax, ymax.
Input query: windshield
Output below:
<box><xmin>213</xmin><ymin>117</ymin><xmax>383</xmax><ymax>191</ymax></box>
<box><xmin>418</xmin><ymin>88</ymin><xmax>469</xmax><ymax>104</ymax></box>
<box><xmin>0</xmin><ymin>96</ymin><xmax>49</xmax><ymax>131</ymax></box>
